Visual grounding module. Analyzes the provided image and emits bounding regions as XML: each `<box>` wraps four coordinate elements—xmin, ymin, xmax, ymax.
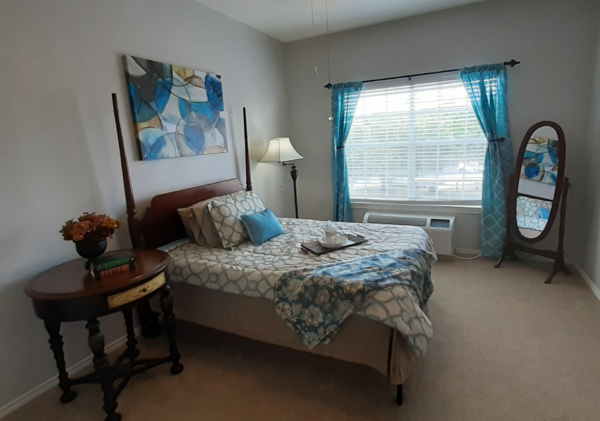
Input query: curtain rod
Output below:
<box><xmin>324</xmin><ymin>59</ymin><xmax>521</xmax><ymax>89</ymax></box>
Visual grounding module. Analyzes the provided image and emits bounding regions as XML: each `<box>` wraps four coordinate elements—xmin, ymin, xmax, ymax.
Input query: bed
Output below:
<box><xmin>114</xmin><ymin>103</ymin><xmax>436</xmax><ymax>405</ymax></box>
<box><xmin>516</xmin><ymin>196</ymin><xmax>551</xmax><ymax>238</ymax></box>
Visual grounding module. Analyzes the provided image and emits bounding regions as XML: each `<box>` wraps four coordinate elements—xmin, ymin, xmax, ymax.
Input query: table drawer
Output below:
<box><xmin>108</xmin><ymin>273</ymin><xmax>165</xmax><ymax>309</ymax></box>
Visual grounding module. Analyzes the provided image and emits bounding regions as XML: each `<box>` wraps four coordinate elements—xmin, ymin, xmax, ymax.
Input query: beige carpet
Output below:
<box><xmin>7</xmin><ymin>258</ymin><xmax>600</xmax><ymax>421</ymax></box>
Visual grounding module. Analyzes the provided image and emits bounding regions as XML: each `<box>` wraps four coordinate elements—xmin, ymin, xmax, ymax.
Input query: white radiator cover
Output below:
<box><xmin>363</xmin><ymin>212</ymin><xmax>455</xmax><ymax>258</ymax></box>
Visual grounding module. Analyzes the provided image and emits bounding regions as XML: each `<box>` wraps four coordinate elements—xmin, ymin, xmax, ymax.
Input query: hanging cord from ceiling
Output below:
<box><xmin>311</xmin><ymin>0</ymin><xmax>317</xmax><ymax>76</ymax></box>
<box><xmin>325</xmin><ymin>0</ymin><xmax>331</xmax><ymax>88</ymax></box>
<box><xmin>325</xmin><ymin>0</ymin><xmax>334</xmax><ymax>120</ymax></box>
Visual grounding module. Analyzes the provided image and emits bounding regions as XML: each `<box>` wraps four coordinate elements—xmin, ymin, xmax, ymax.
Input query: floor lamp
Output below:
<box><xmin>260</xmin><ymin>138</ymin><xmax>303</xmax><ymax>218</ymax></box>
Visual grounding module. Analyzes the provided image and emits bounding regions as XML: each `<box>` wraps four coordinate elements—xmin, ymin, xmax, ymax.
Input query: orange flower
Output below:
<box><xmin>60</xmin><ymin>220</ymin><xmax>75</xmax><ymax>241</ymax></box>
<box><xmin>61</xmin><ymin>212</ymin><xmax>120</xmax><ymax>242</ymax></box>
<box><xmin>102</xmin><ymin>219</ymin><xmax>120</xmax><ymax>230</ymax></box>
<box><xmin>71</xmin><ymin>221</ymin><xmax>93</xmax><ymax>241</ymax></box>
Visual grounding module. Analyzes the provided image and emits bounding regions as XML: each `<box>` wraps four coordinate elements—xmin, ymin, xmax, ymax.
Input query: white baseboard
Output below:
<box><xmin>500</xmin><ymin>256</ymin><xmax>600</xmax><ymax>303</ymax></box>
<box><xmin>441</xmin><ymin>251</ymin><xmax>600</xmax><ymax>304</ymax></box>
<box><xmin>570</xmin><ymin>261</ymin><xmax>600</xmax><ymax>302</ymax></box>
<box><xmin>0</xmin><ymin>327</ymin><xmax>140</xmax><ymax>420</ymax></box>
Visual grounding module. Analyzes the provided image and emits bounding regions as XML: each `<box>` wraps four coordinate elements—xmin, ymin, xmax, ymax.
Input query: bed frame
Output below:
<box><xmin>111</xmin><ymin>94</ymin><xmax>405</xmax><ymax>405</ymax></box>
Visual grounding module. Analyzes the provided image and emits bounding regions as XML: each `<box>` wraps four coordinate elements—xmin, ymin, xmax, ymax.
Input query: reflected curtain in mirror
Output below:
<box><xmin>460</xmin><ymin>64</ymin><xmax>513</xmax><ymax>258</ymax></box>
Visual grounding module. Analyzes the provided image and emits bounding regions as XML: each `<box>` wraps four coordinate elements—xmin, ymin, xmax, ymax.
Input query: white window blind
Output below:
<box><xmin>346</xmin><ymin>72</ymin><xmax>488</xmax><ymax>203</ymax></box>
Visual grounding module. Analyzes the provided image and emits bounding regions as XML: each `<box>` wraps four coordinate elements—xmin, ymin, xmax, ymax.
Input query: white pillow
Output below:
<box><xmin>208</xmin><ymin>191</ymin><xmax>265</xmax><ymax>248</ymax></box>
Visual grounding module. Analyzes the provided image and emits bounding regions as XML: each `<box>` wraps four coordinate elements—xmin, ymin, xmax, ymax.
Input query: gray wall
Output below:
<box><xmin>577</xmin><ymin>30</ymin><xmax>600</xmax><ymax>290</ymax></box>
<box><xmin>0</xmin><ymin>0</ymin><xmax>288</xmax><ymax>410</ymax></box>
<box><xmin>284</xmin><ymin>0</ymin><xmax>600</xmax><ymax>253</ymax></box>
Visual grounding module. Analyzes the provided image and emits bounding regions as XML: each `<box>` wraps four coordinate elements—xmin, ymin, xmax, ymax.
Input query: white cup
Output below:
<box><xmin>325</xmin><ymin>230</ymin><xmax>337</xmax><ymax>245</ymax></box>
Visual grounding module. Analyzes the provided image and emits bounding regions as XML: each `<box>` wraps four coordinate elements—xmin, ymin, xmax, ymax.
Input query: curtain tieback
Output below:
<box><xmin>489</xmin><ymin>137</ymin><xmax>505</xmax><ymax>143</ymax></box>
<box><xmin>336</xmin><ymin>146</ymin><xmax>345</xmax><ymax>150</ymax></box>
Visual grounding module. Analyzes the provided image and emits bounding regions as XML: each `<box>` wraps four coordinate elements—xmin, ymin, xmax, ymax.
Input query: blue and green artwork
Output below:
<box><xmin>124</xmin><ymin>56</ymin><xmax>228</xmax><ymax>160</ymax></box>
<box><xmin>520</xmin><ymin>136</ymin><xmax>558</xmax><ymax>186</ymax></box>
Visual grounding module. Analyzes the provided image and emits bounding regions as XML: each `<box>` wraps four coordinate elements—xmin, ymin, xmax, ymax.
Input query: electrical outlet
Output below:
<box><xmin>280</xmin><ymin>180</ymin><xmax>283</xmax><ymax>192</ymax></box>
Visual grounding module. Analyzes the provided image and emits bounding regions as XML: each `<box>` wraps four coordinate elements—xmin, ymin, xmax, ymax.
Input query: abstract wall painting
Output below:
<box><xmin>520</xmin><ymin>136</ymin><xmax>559</xmax><ymax>186</ymax></box>
<box><xmin>124</xmin><ymin>56</ymin><xmax>228</xmax><ymax>160</ymax></box>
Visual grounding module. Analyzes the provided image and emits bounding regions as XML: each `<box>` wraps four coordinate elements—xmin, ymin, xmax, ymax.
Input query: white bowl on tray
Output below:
<box><xmin>318</xmin><ymin>235</ymin><xmax>349</xmax><ymax>249</ymax></box>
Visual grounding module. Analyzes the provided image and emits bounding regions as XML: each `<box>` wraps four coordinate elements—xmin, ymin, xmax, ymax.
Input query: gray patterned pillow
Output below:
<box><xmin>208</xmin><ymin>191</ymin><xmax>266</xmax><ymax>248</ymax></box>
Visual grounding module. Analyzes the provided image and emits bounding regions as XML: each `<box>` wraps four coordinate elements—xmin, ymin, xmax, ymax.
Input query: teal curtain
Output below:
<box><xmin>332</xmin><ymin>82</ymin><xmax>363</xmax><ymax>222</ymax></box>
<box><xmin>460</xmin><ymin>64</ymin><xmax>513</xmax><ymax>258</ymax></box>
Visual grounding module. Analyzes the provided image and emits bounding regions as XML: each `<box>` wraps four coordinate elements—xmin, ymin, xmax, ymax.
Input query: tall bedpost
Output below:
<box><xmin>243</xmin><ymin>107</ymin><xmax>253</xmax><ymax>191</ymax></box>
<box><xmin>112</xmin><ymin>93</ymin><xmax>141</xmax><ymax>248</ymax></box>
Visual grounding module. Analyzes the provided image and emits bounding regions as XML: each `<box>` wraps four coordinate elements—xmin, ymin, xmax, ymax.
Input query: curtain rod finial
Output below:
<box><xmin>505</xmin><ymin>59</ymin><xmax>521</xmax><ymax>67</ymax></box>
<box><xmin>325</xmin><ymin>83</ymin><xmax>332</xmax><ymax>89</ymax></box>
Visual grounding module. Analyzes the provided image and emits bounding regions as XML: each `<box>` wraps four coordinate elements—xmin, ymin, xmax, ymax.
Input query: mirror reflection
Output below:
<box><xmin>516</xmin><ymin>196</ymin><xmax>553</xmax><ymax>238</ymax></box>
<box><xmin>516</xmin><ymin>126</ymin><xmax>559</xmax><ymax>239</ymax></box>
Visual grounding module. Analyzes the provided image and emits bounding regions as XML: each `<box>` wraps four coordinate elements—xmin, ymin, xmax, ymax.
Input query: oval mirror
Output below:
<box><xmin>513</xmin><ymin>121</ymin><xmax>565</xmax><ymax>242</ymax></box>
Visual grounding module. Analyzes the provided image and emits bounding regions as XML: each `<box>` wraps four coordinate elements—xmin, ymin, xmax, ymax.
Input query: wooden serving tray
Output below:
<box><xmin>301</xmin><ymin>234</ymin><xmax>368</xmax><ymax>255</ymax></box>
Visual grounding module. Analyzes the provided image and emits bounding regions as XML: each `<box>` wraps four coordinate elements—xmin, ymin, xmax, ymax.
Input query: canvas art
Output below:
<box><xmin>520</xmin><ymin>136</ymin><xmax>559</xmax><ymax>186</ymax></box>
<box><xmin>124</xmin><ymin>56</ymin><xmax>228</xmax><ymax>160</ymax></box>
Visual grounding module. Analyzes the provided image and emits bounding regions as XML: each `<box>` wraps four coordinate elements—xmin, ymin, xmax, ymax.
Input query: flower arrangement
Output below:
<box><xmin>60</xmin><ymin>213</ymin><xmax>120</xmax><ymax>242</ymax></box>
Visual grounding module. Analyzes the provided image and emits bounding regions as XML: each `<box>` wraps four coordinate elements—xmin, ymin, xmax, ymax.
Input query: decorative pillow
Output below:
<box><xmin>189</xmin><ymin>198</ymin><xmax>223</xmax><ymax>248</ymax></box>
<box><xmin>208</xmin><ymin>191</ymin><xmax>265</xmax><ymax>248</ymax></box>
<box><xmin>178</xmin><ymin>191</ymin><xmax>243</xmax><ymax>248</ymax></box>
<box><xmin>539</xmin><ymin>208</ymin><xmax>551</xmax><ymax>220</ymax></box>
<box><xmin>177</xmin><ymin>207</ymin><xmax>205</xmax><ymax>246</ymax></box>
<box><xmin>241</xmin><ymin>208</ymin><xmax>284</xmax><ymax>245</ymax></box>
<box><xmin>518</xmin><ymin>196</ymin><xmax>553</xmax><ymax>220</ymax></box>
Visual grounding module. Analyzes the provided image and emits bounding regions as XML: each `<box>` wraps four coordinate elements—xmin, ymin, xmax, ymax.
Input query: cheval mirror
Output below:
<box><xmin>495</xmin><ymin>121</ymin><xmax>571</xmax><ymax>283</ymax></box>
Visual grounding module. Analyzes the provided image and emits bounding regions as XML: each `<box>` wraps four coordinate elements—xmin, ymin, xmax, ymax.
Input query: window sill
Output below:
<box><xmin>351</xmin><ymin>201</ymin><xmax>482</xmax><ymax>215</ymax></box>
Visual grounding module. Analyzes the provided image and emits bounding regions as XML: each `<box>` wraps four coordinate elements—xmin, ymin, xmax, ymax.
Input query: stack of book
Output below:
<box><xmin>89</xmin><ymin>253</ymin><xmax>136</xmax><ymax>280</ymax></box>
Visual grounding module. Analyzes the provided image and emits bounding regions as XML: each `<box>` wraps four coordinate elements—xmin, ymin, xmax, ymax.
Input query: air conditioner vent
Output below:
<box><xmin>366</xmin><ymin>214</ymin><xmax>427</xmax><ymax>226</ymax></box>
<box><xmin>363</xmin><ymin>212</ymin><xmax>455</xmax><ymax>258</ymax></box>
<box><xmin>430</xmin><ymin>218</ymin><xmax>451</xmax><ymax>228</ymax></box>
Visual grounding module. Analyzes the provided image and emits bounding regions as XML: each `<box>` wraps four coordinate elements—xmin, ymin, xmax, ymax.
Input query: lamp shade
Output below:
<box><xmin>260</xmin><ymin>138</ymin><xmax>303</xmax><ymax>163</ymax></box>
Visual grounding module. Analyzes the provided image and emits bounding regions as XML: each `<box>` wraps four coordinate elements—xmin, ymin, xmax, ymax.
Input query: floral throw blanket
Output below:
<box><xmin>274</xmin><ymin>248</ymin><xmax>435</xmax><ymax>356</ymax></box>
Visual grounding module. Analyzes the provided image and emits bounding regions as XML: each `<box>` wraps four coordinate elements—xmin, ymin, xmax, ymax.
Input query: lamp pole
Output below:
<box><xmin>283</xmin><ymin>162</ymin><xmax>299</xmax><ymax>218</ymax></box>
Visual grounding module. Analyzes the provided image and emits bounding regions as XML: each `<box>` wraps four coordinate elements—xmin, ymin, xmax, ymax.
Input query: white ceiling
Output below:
<box><xmin>195</xmin><ymin>0</ymin><xmax>490</xmax><ymax>43</ymax></box>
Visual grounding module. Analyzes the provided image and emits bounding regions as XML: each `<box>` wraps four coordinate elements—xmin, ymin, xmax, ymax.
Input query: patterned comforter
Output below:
<box><xmin>162</xmin><ymin>218</ymin><xmax>436</xmax><ymax>356</ymax></box>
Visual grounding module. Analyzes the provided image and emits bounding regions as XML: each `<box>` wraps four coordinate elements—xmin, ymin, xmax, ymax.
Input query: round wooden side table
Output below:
<box><xmin>25</xmin><ymin>249</ymin><xmax>183</xmax><ymax>421</ymax></box>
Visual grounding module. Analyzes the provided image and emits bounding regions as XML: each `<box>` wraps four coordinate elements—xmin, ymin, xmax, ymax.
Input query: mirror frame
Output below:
<box><xmin>510</xmin><ymin>121</ymin><xmax>566</xmax><ymax>243</ymax></box>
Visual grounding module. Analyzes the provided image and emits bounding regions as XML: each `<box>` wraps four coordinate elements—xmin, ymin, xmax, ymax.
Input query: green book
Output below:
<box><xmin>90</xmin><ymin>252</ymin><xmax>135</xmax><ymax>272</ymax></box>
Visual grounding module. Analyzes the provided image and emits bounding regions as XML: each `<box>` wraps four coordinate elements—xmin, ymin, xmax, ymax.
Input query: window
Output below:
<box><xmin>346</xmin><ymin>72</ymin><xmax>487</xmax><ymax>203</ymax></box>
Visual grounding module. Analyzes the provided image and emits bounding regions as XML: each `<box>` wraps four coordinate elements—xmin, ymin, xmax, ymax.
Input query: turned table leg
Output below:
<box><xmin>137</xmin><ymin>300</ymin><xmax>161</xmax><ymax>338</ymax></box>
<box><xmin>122</xmin><ymin>308</ymin><xmax>140</xmax><ymax>360</ymax></box>
<box><xmin>160</xmin><ymin>285</ymin><xmax>183</xmax><ymax>375</ymax></box>
<box><xmin>87</xmin><ymin>319</ymin><xmax>121</xmax><ymax>421</ymax></box>
<box><xmin>44</xmin><ymin>321</ymin><xmax>78</xmax><ymax>404</ymax></box>
<box><xmin>396</xmin><ymin>384</ymin><xmax>403</xmax><ymax>406</ymax></box>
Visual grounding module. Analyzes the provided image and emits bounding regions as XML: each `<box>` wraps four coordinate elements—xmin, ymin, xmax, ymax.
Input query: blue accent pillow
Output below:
<box><xmin>240</xmin><ymin>208</ymin><xmax>284</xmax><ymax>245</ymax></box>
<box><xmin>539</xmin><ymin>208</ymin><xmax>550</xmax><ymax>220</ymax></box>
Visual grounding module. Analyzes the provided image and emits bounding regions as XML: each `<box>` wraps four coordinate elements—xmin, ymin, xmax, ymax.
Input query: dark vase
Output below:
<box><xmin>75</xmin><ymin>238</ymin><xmax>107</xmax><ymax>261</ymax></box>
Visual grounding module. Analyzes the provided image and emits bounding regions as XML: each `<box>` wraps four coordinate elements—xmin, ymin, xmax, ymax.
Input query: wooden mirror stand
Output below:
<box><xmin>495</xmin><ymin>121</ymin><xmax>571</xmax><ymax>284</ymax></box>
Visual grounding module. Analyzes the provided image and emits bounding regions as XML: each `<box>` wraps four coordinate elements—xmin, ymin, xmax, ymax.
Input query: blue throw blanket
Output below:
<box><xmin>274</xmin><ymin>249</ymin><xmax>435</xmax><ymax>356</ymax></box>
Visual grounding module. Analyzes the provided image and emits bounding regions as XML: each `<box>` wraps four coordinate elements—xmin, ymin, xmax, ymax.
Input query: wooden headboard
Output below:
<box><xmin>112</xmin><ymin>94</ymin><xmax>252</xmax><ymax>249</ymax></box>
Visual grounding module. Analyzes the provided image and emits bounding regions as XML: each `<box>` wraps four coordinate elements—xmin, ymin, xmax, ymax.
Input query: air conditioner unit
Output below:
<box><xmin>363</xmin><ymin>212</ymin><xmax>455</xmax><ymax>260</ymax></box>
